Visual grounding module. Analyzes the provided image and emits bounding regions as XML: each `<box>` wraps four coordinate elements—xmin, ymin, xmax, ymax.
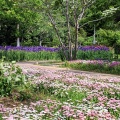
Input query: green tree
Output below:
<box><xmin>40</xmin><ymin>0</ymin><xmax>97</xmax><ymax>60</ymax></box>
<box><xmin>0</xmin><ymin>0</ymin><xmax>45</xmax><ymax>46</ymax></box>
<box><xmin>96</xmin><ymin>29</ymin><xmax>120</xmax><ymax>47</ymax></box>
<box><xmin>81</xmin><ymin>0</ymin><xmax>120</xmax><ymax>40</ymax></box>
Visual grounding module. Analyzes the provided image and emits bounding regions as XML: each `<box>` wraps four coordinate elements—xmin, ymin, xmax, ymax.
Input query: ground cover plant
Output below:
<box><xmin>0</xmin><ymin>46</ymin><xmax>112</xmax><ymax>61</ymax></box>
<box><xmin>65</xmin><ymin>60</ymin><xmax>120</xmax><ymax>75</ymax></box>
<box><xmin>1</xmin><ymin>62</ymin><xmax>120</xmax><ymax>120</ymax></box>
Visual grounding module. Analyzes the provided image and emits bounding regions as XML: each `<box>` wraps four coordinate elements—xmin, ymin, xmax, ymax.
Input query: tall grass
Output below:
<box><xmin>0</xmin><ymin>50</ymin><xmax>60</xmax><ymax>61</ymax></box>
<box><xmin>77</xmin><ymin>50</ymin><xmax>113</xmax><ymax>60</ymax></box>
<box><xmin>0</xmin><ymin>49</ymin><xmax>113</xmax><ymax>61</ymax></box>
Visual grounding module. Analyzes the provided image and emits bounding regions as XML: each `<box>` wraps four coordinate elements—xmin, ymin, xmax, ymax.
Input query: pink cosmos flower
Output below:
<box><xmin>7</xmin><ymin>115</ymin><xmax>14</xmax><ymax>120</ymax></box>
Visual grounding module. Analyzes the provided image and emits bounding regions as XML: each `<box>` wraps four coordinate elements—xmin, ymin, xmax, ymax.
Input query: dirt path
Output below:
<box><xmin>16</xmin><ymin>61</ymin><xmax>120</xmax><ymax>80</ymax></box>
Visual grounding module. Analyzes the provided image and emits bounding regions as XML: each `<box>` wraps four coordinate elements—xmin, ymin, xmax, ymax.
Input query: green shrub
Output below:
<box><xmin>0</xmin><ymin>58</ymin><xmax>27</xmax><ymax>97</ymax></box>
<box><xmin>96</xmin><ymin>29</ymin><xmax>120</xmax><ymax>47</ymax></box>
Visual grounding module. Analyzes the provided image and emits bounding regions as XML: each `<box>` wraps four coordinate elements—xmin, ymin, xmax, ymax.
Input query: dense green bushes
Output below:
<box><xmin>96</xmin><ymin>29</ymin><xmax>120</xmax><ymax>46</ymax></box>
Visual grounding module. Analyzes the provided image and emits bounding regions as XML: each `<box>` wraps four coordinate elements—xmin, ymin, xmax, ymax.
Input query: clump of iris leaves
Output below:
<box><xmin>0</xmin><ymin>45</ymin><xmax>113</xmax><ymax>61</ymax></box>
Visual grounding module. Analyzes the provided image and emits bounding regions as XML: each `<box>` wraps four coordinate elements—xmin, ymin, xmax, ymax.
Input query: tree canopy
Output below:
<box><xmin>0</xmin><ymin>0</ymin><xmax>119</xmax><ymax>59</ymax></box>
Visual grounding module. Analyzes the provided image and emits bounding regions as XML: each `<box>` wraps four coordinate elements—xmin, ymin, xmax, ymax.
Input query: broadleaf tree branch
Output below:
<box><xmin>41</xmin><ymin>0</ymin><xmax>64</xmax><ymax>45</ymax></box>
<box><xmin>80</xmin><ymin>6</ymin><xmax>119</xmax><ymax>28</ymax></box>
<box><xmin>77</xmin><ymin>0</ymin><xmax>96</xmax><ymax>21</ymax></box>
<box><xmin>79</xmin><ymin>16</ymin><xmax>106</xmax><ymax>28</ymax></box>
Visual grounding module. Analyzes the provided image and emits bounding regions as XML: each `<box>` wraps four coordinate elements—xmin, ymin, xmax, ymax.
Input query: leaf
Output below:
<box><xmin>7</xmin><ymin>76</ymin><xmax>11</xmax><ymax>83</ymax></box>
<box><xmin>11</xmin><ymin>61</ymin><xmax>16</xmax><ymax>64</ymax></box>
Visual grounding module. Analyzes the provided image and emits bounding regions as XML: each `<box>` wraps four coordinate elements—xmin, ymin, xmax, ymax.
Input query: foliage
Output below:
<box><xmin>77</xmin><ymin>45</ymin><xmax>113</xmax><ymax>60</ymax></box>
<box><xmin>78</xmin><ymin>28</ymin><xmax>87</xmax><ymax>46</ymax></box>
<box><xmin>0</xmin><ymin>50</ymin><xmax>60</xmax><ymax>61</ymax></box>
<box><xmin>77</xmin><ymin>50</ymin><xmax>112</xmax><ymax>60</ymax></box>
<box><xmin>0</xmin><ymin>114</ymin><xmax>3</xmax><ymax>120</ymax></box>
<box><xmin>0</xmin><ymin>0</ymin><xmax>54</xmax><ymax>46</ymax></box>
<box><xmin>0</xmin><ymin>45</ymin><xmax>112</xmax><ymax>61</ymax></box>
<box><xmin>57</xmin><ymin>49</ymin><xmax>69</xmax><ymax>61</ymax></box>
<box><xmin>96</xmin><ymin>29</ymin><xmax>120</xmax><ymax>46</ymax></box>
<box><xmin>0</xmin><ymin>58</ymin><xmax>37</xmax><ymax>102</ymax></box>
<box><xmin>65</xmin><ymin>60</ymin><xmax>120</xmax><ymax>75</ymax></box>
<box><xmin>0</xmin><ymin>0</ymin><xmax>120</xmax><ymax>50</ymax></box>
<box><xmin>83</xmin><ymin>36</ymin><xmax>93</xmax><ymax>45</ymax></box>
<box><xmin>102</xmin><ymin>7</ymin><xmax>119</xmax><ymax>17</ymax></box>
<box><xmin>34</xmin><ymin>80</ymin><xmax>86</xmax><ymax>104</ymax></box>
<box><xmin>0</xmin><ymin>58</ymin><xmax>28</xmax><ymax>97</ymax></box>
<box><xmin>83</xmin><ymin>0</ymin><xmax>120</xmax><ymax>33</ymax></box>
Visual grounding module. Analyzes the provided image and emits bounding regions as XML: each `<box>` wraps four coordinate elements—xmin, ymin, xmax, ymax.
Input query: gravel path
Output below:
<box><xmin>16</xmin><ymin>61</ymin><xmax>120</xmax><ymax>81</ymax></box>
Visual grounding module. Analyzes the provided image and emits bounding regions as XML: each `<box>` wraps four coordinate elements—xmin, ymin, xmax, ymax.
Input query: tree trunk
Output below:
<box><xmin>47</xmin><ymin>12</ymin><xmax>68</xmax><ymax>60</ymax></box>
<box><xmin>17</xmin><ymin>24</ymin><xmax>20</xmax><ymax>47</ymax></box>
<box><xmin>39</xmin><ymin>40</ymin><xmax>42</xmax><ymax>46</ymax></box>
<box><xmin>74</xmin><ymin>20</ymin><xmax>79</xmax><ymax>60</ymax></box>
<box><xmin>66</xmin><ymin>0</ymin><xmax>72</xmax><ymax>60</ymax></box>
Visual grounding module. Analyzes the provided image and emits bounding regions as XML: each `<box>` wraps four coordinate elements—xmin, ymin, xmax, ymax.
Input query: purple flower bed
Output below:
<box><xmin>0</xmin><ymin>46</ymin><xmax>60</xmax><ymax>52</ymax></box>
<box><xmin>88</xmin><ymin>60</ymin><xmax>120</xmax><ymax>68</ymax></box>
<box><xmin>109</xmin><ymin>61</ymin><xmax>120</xmax><ymax>67</ymax></box>
<box><xmin>67</xmin><ymin>60</ymin><xmax>120</xmax><ymax>75</ymax></box>
<box><xmin>0</xmin><ymin>45</ymin><xmax>110</xmax><ymax>52</ymax></box>
<box><xmin>69</xmin><ymin>60</ymin><xmax>120</xmax><ymax>67</ymax></box>
<box><xmin>78</xmin><ymin>45</ymin><xmax>109</xmax><ymax>51</ymax></box>
<box><xmin>0</xmin><ymin>46</ymin><xmax>112</xmax><ymax>61</ymax></box>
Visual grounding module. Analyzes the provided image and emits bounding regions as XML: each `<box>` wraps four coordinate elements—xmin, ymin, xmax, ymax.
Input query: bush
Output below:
<box><xmin>96</xmin><ymin>29</ymin><xmax>120</xmax><ymax>47</ymax></box>
<box><xmin>0</xmin><ymin>58</ymin><xmax>27</xmax><ymax>97</ymax></box>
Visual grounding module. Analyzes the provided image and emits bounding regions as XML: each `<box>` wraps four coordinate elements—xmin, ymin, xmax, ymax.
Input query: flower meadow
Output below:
<box><xmin>0</xmin><ymin>46</ymin><xmax>112</xmax><ymax>61</ymax></box>
<box><xmin>1</xmin><ymin>62</ymin><xmax>120</xmax><ymax>120</ymax></box>
<box><xmin>77</xmin><ymin>46</ymin><xmax>112</xmax><ymax>60</ymax></box>
<box><xmin>0</xmin><ymin>46</ymin><xmax>60</xmax><ymax>61</ymax></box>
<box><xmin>0</xmin><ymin>46</ymin><xmax>109</xmax><ymax>52</ymax></box>
<box><xmin>65</xmin><ymin>60</ymin><xmax>120</xmax><ymax>75</ymax></box>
